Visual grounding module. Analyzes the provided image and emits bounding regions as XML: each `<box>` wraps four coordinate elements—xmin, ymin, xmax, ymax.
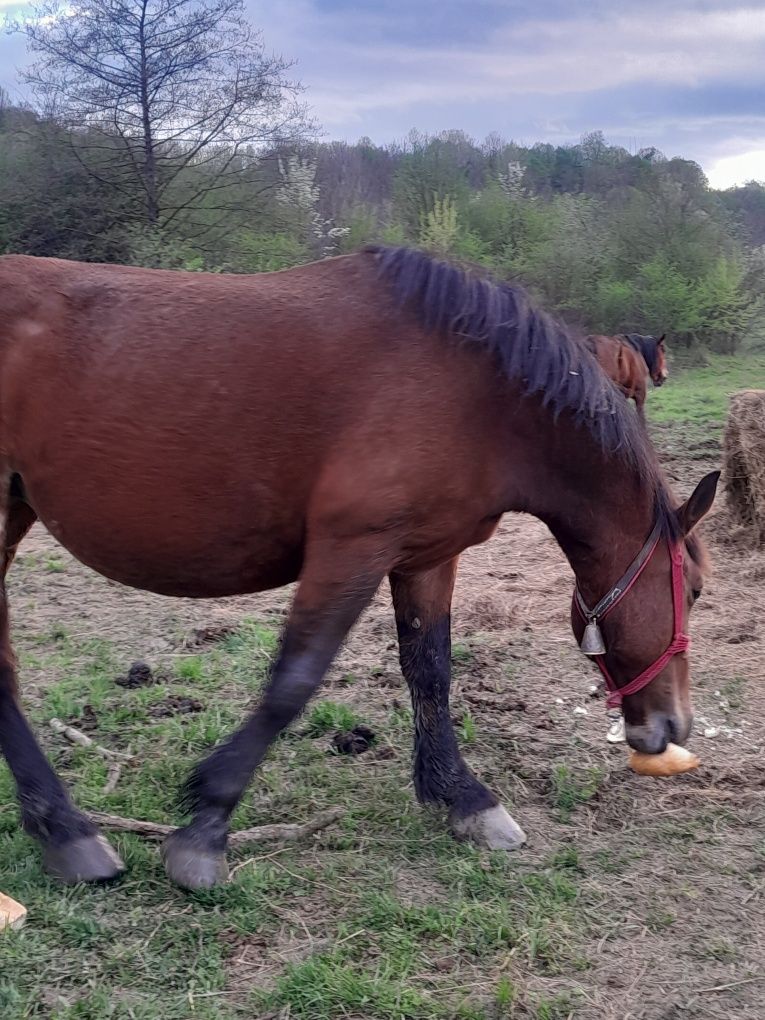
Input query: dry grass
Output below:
<box><xmin>724</xmin><ymin>389</ymin><xmax>765</xmax><ymax>545</ymax></box>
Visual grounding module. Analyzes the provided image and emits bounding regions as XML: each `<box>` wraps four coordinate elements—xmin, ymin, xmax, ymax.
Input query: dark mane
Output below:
<box><xmin>366</xmin><ymin>245</ymin><xmax>681</xmax><ymax>541</ymax></box>
<box><xmin>621</xmin><ymin>333</ymin><xmax>659</xmax><ymax>373</ymax></box>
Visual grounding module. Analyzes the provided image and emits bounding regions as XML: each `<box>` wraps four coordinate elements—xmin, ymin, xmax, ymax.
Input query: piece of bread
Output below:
<box><xmin>0</xmin><ymin>892</ymin><xmax>27</xmax><ymax>931</ymax></box>
<box><xmin>629</xmin><ymin>742</ymin><xmax>700</xmax><ymax>777</ymax></box>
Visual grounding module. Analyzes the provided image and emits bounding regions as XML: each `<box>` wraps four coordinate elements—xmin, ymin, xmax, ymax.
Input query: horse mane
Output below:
<box><xmin>366</xmin><ymin>245</ymin><xmax>681</xmax><ymax>542</ymax></box>
<box><xmin>621</xmin><ymin>333</ymin><xmax>659</xmax><ymax>374</ymax></box>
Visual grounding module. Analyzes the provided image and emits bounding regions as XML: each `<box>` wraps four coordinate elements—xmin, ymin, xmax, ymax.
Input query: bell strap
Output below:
<box><xmin>574</xmin><ymin>518</ymin><xmax>663</xmax><ymax>624</ymax></box>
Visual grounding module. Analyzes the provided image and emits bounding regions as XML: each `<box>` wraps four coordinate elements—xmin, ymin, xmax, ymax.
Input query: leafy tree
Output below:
<box><xmin>11</xmin><ymin>0</ymin><xmax>311</xmax><ymax>236</ymax></box>
<box><xmin>720</xmin><ymin>182</ymin><xmax>765</xmax><ymax>247</ymax></box>
<box><xmin>419</xmin><ymin>194</ymin><xmax>460</xmax><ymax>254</ymax></box>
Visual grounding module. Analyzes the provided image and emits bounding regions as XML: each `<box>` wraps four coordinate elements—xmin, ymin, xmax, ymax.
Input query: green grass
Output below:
<box><xmin>303</xmin><ymin>700</ymin><xmax>358</xmax><ymax>736</ymax></box>
<box><xmin>0</xmin><ymin>622</ymin><xmax>600</xmax><ymax>1020</ymax></box>
<box><xmin>547</xmin><ymin>764</ymin><xmax>604</xmax><ymax>823</ymax></box>
<box><xmin>649</xmin><ymin>351</ymin><xmax>765</xmax><ymax>426</ymax></box>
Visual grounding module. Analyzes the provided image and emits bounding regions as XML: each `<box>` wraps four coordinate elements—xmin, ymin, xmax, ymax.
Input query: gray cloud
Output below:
<box><xmin>3</xmin><ymin>1</ymin><xmax>765</xmax><ymax>184</ymax></box>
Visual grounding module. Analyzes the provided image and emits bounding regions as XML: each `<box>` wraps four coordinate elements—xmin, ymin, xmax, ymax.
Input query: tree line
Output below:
<box><xmin>1</xmin><ymin>0</ymin><xmax>764</xmax><ymax>352</ymax></box>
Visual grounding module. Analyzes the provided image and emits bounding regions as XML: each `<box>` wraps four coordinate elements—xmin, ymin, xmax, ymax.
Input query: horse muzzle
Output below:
<box><xmin>625</xmin><ymin>711</ymin><xmax>692</xmax><ymax>753</ymax></box>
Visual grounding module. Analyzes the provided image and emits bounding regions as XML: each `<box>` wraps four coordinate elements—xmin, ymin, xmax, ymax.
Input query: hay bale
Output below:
<box><xmin>724</xmin><ymin>389</ymin><xmax>765</xmax><ymax>544</ymax></box>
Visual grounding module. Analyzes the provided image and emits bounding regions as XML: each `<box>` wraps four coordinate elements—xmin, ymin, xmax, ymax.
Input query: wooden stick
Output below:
<box><xmin>696</xmin><ymin>975</ymin><xmax>763</xmax><ymax>994</ymax></box>
<box><xmin>102</xmin><ymin>761</ymin><xmax>123</xmax><ymax>795</ymax></box>
<box><xmin>88</xmin><ymin>806</ymin><xmax>345</xmax><ymax>847</ymax></box>
<box><xmin>49</xmin><ymin>718</ymin><xmax>133</xmax><ymax>761</ymax></box>
<box><xmin>659</xmin><ymin>788</ymin><xmax>765</xmax><ymax>800</ymax></box>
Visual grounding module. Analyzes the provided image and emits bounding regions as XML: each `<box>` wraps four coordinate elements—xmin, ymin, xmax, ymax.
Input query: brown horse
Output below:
<box><xmin>0</xmin><ymin>247</ymin><xmax>717</xmax><ymax>890</ymax></box>
<box><xmin>586</xmin><ymin>333</ymin><xmax>668</xmax><ymax>420</ymax></box>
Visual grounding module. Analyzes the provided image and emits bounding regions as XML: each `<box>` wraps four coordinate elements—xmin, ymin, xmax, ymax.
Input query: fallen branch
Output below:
<box><xmin>659</xmin><ymin>788</ymin><xmax>765</xmax><ymax>801</ymax></box>
<box><xmin>88</xmin><ymin>806</ymin><xmax>345</xmax><ymax>847</ymax></box>
<box><xmin>696</xmin><ymin>975</ymin><xmax>763</xmax><ymax>994</ymax></box>
<box><xmin>49</xmin><ymin>718</ymin><xmax>133</xmax><ymax>762</ymax></box>
<box><xmin>102</xmin><ymin>761</ymin><xmax>123</xmax><ymax>795</ymax></box>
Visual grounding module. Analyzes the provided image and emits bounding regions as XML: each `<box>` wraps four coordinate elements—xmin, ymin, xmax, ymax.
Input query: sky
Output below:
<box><xmin>1</xmin><ymin>0</ymin><xmax>765</xmax><ymax>188</ymax></box>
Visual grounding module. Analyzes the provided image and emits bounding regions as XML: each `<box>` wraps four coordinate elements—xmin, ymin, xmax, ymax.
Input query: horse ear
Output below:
<box><xmin>676</xmin><ymin>471</ymin><xmax>720</xmax><ymax>535</ymax></box>
<box><xmin>658</xmin><ymin>334</ymin><xmax>666</xmax><ymax>347</ymax></box>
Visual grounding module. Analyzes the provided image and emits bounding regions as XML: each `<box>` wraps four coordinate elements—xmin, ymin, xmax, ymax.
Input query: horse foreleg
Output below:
<box><xmin>390</xmin><ymin>560</ymin><xmax>526</xmax><ymax>851</ymax></box>
<box><xmin>0</xmin><ymin>493</ymin><xmax>124</xmax><ymax>883</ymax></box>
<box><xmin>162</xmin><ymin>535</ymin><xmax>385</xmax><ymax>890</ymax></box>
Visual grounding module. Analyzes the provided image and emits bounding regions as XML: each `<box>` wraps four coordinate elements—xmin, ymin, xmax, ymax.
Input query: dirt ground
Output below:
<box><xmin>6</xmin><ymin>433</ymin><xmax>765</xmax><ymax>1018</ymax></box>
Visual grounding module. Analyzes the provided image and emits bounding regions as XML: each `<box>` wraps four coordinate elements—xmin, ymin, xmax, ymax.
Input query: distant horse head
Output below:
<box><xmin>624</xmin><ymin>333</ymin><xmax>668</xmax><ymax>387</ymax></box>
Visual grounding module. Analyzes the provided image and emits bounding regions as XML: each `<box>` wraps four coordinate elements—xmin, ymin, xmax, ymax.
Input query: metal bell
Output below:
<box><xmin>580</xmin><ymin>619</ymin><xmax>606</xmax><ymax>656</ymax></box>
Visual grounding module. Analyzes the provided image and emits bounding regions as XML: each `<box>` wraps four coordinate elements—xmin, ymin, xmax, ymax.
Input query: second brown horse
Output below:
<box><xmin>587</xmin><ymin>333</ymin><xmax>668</xmax><ymax>420</ymax></box>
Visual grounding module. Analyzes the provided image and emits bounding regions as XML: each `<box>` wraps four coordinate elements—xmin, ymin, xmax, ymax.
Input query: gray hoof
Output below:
<box><xmin>44</xmin><ymin>834</ymin><xmax>125</xmax><ymax>884</ymax></box>
<box><xmin>450</xmin><ymin>804</ymin><xmax>527</xmax><ymax>851</ymax></box>
<box><xmin>162</xmin><ymin>830</ymin><xmax>229</xmax><ymax>890</ymax></box>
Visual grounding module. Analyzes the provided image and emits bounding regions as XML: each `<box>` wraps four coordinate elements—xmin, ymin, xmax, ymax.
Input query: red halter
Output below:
<box><xmin>573</xmin><ymin>528</ymin><xmax>689</xmax><ymax>709</ymax></box>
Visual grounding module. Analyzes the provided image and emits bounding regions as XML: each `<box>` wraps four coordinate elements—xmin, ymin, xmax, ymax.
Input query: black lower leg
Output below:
<box><xmin>177</xmin><ymin>643</ymin><xmax>325</xmax><ymax>852</ymax></box>
<box><xmin>0</xmin><ymin>504</ymin><xmax>124</xmax><ymax>883</ymax></box>
<box><xmin>392</xmin><ymin>565</ymin><xmax>498</xmax><ymax>820</ymax></box>
<box><xmin>0</xmin><ymin>683</ymin><xmax>96</xmax><ymax>845</ymax></box>
<box><xmin>397</xmin><ymin>615</ymin><xmax>497</xmax><ymax>818</ymax></box>
<box><xmin>163</xmin><ymin>547</ymin><xmax>383</xmax><ymax>889</ymax></box>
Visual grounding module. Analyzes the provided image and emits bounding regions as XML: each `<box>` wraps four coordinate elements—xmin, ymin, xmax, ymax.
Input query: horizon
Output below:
<box><xmin>1</xmin><ymin>0</ymin><xmax>764</xmax><ymax>189</ymax></box>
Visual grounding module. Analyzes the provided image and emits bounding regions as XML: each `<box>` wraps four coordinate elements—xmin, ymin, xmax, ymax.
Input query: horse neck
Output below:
<box><xmin>548</xmin><ymin>491</ymin><xmax>657</xmax><ymax>606</ymax></box>
<box><xmin>503</xmin><ymin>413</ymin><xmax>660</xmax><ymax>604</ymax></box>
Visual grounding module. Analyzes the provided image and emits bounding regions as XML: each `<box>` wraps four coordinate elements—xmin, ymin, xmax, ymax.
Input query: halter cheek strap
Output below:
<box><xmin>573</xmin><ymin>532</ymin><xmax>690</xmax><ymax>709</ymax></box>
<box><xmin>574</xmin><ymin>520</ymin><xmax>662</xmax><ymax>626</ymax></box>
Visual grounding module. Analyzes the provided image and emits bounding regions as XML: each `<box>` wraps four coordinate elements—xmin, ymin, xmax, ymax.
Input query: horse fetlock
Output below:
<box><xmin>449</xmin><ymin>804</ymin><xmax>527</xmax><ymax>851</ymax></box>
<box><xmin>19</xmin><ymin>793</ymin><xmax>97</xmax><ymax>844</ymax></box>
<box><xmin>414</xmin><ymin>753</ymin><xmax>497</xmax><ymax>813</ymax></box>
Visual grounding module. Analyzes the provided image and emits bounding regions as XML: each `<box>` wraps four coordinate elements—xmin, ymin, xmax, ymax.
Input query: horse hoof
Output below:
<box><xmin>450</xmin><ymin>804</ymin><xmax>527</xmax><ymax>851</ymax></box>
<box><xmin>44</xmin><ymin>834</ymin><xmax>125</xmax><ymax>884</ymax></box>
<box><xmin>162</xmin><ymin>831</ymin><xmax>229</xmax><ymax>890</ymax></box>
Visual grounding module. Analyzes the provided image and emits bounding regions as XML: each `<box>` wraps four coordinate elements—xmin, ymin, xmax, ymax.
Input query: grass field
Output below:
<box><xmin>649</xmin><ymin>350</ymin><xmax>765</xmax><ymax>425</ymax></box>
<box><xmin>0</xmin><ymin>623</ymin><xmax>590</xmax><ymax>1020</ymax></box>
<box><xmin>1</xmin><ymin>353</ymin><xmax>765</xmax><ymax>1019</ymax></box>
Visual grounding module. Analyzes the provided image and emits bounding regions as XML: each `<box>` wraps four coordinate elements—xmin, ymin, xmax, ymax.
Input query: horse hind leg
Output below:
<box><xmin>390</xmin><ymin>560</ymin><xmax>526</xmax><ymax>851</ymax></box>
<box><xmin>162</xmin><ymin>531</ymin><xmax>386</xmax><ymax>890</ymax></box>
<box><xmin>0</xmin><ymin>479</ymin><xmax>124</xmax><ymax>882</ymax></box>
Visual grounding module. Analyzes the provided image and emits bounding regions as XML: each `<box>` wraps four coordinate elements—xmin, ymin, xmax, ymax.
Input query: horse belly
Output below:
<box><xmin>37</xmin><ymin>503</ymin><xmax>305</xmax><ymax>598</ymax></box>
<box><xmin>17</xmin><ymin>456</ymin><xmax>308</xmax><ymax>598</ymax></box>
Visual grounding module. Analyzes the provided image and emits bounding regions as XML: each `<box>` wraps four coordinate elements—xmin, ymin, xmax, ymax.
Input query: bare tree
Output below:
<box><xmin>11</xmin><ymin>0</ymin><xmax>312</xmax><ymax>233</ymax></box>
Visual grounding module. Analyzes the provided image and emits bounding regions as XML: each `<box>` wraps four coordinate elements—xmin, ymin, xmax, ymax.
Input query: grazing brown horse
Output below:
<box><xmin>586</xmin><ymin>333</ymin><xmax>668</xmax><ymax>420</ymax></box>
<box><xmin>0</xmin><ymin>247</ymin><xmax>717</xmax><ymax>890</ymax></box>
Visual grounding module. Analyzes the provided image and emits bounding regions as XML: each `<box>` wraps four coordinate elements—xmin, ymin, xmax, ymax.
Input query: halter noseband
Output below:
<box><xmin>573</xmin><ymin>521</ymin><xmax>689</xmax><ymax>709</ymax></box>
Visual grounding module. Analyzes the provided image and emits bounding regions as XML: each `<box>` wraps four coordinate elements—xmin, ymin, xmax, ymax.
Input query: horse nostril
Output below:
<box><xmin>625</xmin><ymin>723</ymin><xmax>669</xmax><ymax>754</ymax></box>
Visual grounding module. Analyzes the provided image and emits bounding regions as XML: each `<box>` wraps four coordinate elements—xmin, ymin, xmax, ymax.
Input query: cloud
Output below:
<box><xmin>241</xmin><ymin>0</ymin><xmax>765</xmax><ymax>183</ymax></box>
<box><xmin>707</xmin><ymin>146</ymin><xmax>765</xmax><ymax>188</ymax></box>
<box><xmin>3</xmin><ymin>0</ymin><xmax>765</xmax><ymax>185</ymax></box>
<box><xmin>247</xmin><ymin>2</ymin><xmax>765</xmax><ymax>105</ymax></box>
